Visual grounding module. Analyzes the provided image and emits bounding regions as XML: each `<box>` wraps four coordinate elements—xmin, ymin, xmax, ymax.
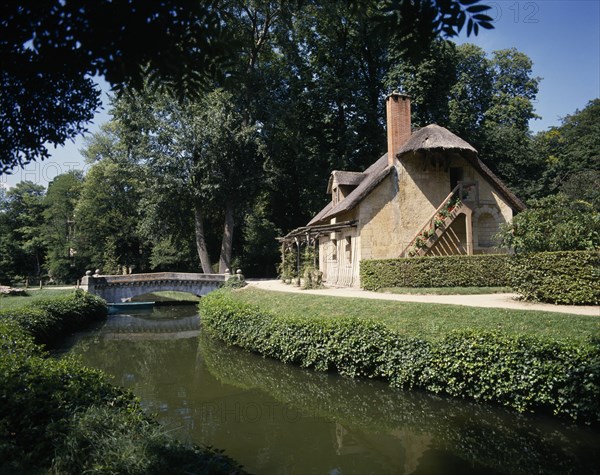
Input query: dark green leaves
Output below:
<box><xmin>1</xmin><ymin>1</ymin><xmax>230</xmax><ymax>174</ymax></box>
<box><xmin>510</xmin><ymin>251</ymin><xmax>600</xmax><ymax>305</ymax></box>
<box><xmin>361</xmin><ymin>254</ymin><xmax>512</xmax><ymax>290</ymax></box>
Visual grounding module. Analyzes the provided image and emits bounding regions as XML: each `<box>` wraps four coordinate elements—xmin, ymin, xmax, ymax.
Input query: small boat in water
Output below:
<box><xmin>108</xmin><ymin>301</ymin><xmax>155</xmax><ymax>314</ymax></box>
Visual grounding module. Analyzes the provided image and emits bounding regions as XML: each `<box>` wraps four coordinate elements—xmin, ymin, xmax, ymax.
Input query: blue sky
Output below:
<box><xmin>456</xmin><ymin>0</ymin><xmax>600</xmax><ymax>132</ymax></box>
<box><xmin>2</xmin><ymin>0</ymin><xmax>599</xmax><ymax>189</ymax></box>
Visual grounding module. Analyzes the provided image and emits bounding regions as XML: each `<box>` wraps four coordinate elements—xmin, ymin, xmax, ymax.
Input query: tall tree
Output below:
<box><xmin>448</xmin><ymin>43</ymin><xmax>493</xmax><ymax>143</ymax></box>
<box><xmin>0</xmin><ymin>185</ymin><xmax>17</xmax><ymax>284</ymax></box>
<box><xmin>0</xmin><ymin>181</ymin><xmax>46</xmax><ymax>282</ymax></box>
<box><xmin>75</xmin><ymin>124</ymin><xmax>147</xmax><ymax>274</ymax></box>
<box><xmin>476</xmin><ymin>48</ymin><xmax>541</xmax><ymax>197</ymax></box>
<box><xmin>386</xmin><ymin>40</ymin><xmax>458</xmax><ymax>127</ymax></box>
<box><xmin>43</xmin><ymin>171</ymin><xmax>84</xmax><ymax>283</ymax></box>
<box><xmin>534</xmin><ymin>98</ymin><xmax>600</xmax><ymax>202</ymax></box>
<box><xmin>113</xmin><ymin>87</ymin><xmax>265</xmax><ymax>273</ymax></box>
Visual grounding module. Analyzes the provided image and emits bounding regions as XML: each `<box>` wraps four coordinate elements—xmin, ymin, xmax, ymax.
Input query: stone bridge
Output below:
<box><xmin>81</xmin><ymin>271</ymin><xmax>230</xmax><ymax>303</ymax></box>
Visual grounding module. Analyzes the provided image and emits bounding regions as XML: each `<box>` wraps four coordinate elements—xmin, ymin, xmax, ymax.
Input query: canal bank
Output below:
<box><xmin>65</xmin><ymin>305</ymin><xmax>600</xmax><ymax>474</ymax></box>
<box><xmin>201</xmin><ymin>288</ymin><xmax>600</xmax><ymax>425</ymax></box>
<box><xmin>0</xmin><ymin>294</ymin><xmax>246</xmax><ymax>475</ymax></box>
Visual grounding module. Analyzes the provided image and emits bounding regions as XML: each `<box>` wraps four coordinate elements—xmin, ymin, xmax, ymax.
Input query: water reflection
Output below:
<box><xmin>199</xmin><ymin>332</ymin><xmax>600</xmax><ymax>475</ymax></box>
<box><xmin>66</xmin><ymin>309</ymin><xmax>600</xmax><ymax>475</ymax></box>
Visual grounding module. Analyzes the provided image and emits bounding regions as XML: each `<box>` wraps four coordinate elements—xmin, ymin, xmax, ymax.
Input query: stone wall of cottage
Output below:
<box><xmin>355</xmin><ymin>153</ymin><xmax>514</xmax><ymax>259</ymax></box>
<box><xmin>319</xmin><ymin>152</ymin><xmax>515</xmax><ymax>286</ymax></box>
<box><xmin>357</xmin><ymin>174</ymin><xmax>403</xmax><ymax>262</ymax></box>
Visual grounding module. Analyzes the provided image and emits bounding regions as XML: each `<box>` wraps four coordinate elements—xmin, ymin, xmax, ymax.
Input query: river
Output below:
<box><xmin>62</xmin><ymin>305</ymin><xmax>600</xmax><ymax>475</ymax></box>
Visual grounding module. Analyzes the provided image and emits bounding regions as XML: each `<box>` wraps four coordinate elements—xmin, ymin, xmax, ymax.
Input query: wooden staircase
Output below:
<box><xmin>402</xmin><ymin>183</ymin><xmax>475</xmax><ymax>258</ymax></box>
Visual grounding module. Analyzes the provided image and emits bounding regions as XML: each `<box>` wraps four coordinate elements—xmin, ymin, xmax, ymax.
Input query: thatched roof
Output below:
<box><xmin>472</xmin><ymin>157</ymin><xmax>526</xmax><ymax>211</ymax></box>
<box><xmin>397</xmin><ymin>124</ymin><xmax>477</xmax><ymax>157</ymax></box>
<box><xmin>398</xmin><ymin>124</ymin><xmax>525</xmax><ymax>211</ymax></box>
<box><xmin>326</xmin><ymin>171</ymin><xmax>365</xmax><ymax>193</ymax></box>
<box><xmin>307</xmin><ymin>200</ymin><xmax>333</xmax><ymax>226</ymax></box>
<box><xmin>303</xmin><ymin>124</ymin><xmax>524</xmax><ymax>232</ymax></box>
<box><xmin>308</xmin><ymin>154</ymin><xmax>393</xmax><ymax>226</ymax></box>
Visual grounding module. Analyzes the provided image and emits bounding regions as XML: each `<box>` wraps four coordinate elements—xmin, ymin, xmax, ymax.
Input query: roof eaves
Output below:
<box><xmin>471</xmin><ymin>157</ymin><xmax>526</xmax><ymax>211</ymax></box>
<box><xmin>323</xmin><ymin>163</ymin><xmax>394</xmax><ymax>222</ymax></box>
<box><xmin>307</xmin><ymin>201</ymin><xmax>333</xmax><ymax>226</ymax></box>
<box><xmin>279</xmin><ymin>220</ymin><xmax>358</xmax><ymax>241</ymax></box>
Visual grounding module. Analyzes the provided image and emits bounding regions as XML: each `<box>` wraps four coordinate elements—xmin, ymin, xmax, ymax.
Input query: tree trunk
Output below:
<box><xmin>194</xmin><ymin>204</ymin><xmax>212</xmax><ymax>273</ymax></box>
<box><xmin>219</xmin><ymin>202</ymin><xmax>235</xmax><ymax>273</ymax></box>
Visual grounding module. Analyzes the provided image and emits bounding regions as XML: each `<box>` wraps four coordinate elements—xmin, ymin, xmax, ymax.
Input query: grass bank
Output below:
<box><xmin>0</xmin><ymin>288</ymin><xmax>74</xmax><ymax>310</ymax></box>
<box><xmin>0</xmin><ymin>292</ymin><xmax>246</xmax><ymax>474</ymax></box>
<box><xmin>201</xmin><ymin>288</ymin><xmax>600</xmax><ymax>424</ymax></box>
<box><xmin>231</xmin><ymin>288</ymin><xmax>599</xmax><ymax>343</ymax></box>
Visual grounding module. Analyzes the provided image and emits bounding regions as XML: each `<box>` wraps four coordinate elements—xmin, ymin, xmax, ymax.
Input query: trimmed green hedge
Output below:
<box><xmin>510</xmin><ymin>250</ymin><xmax>600</xmax><ymax>305</ymax></box>
<box><xmin>0</xmin><ymin>289</ymin><xmax>107</xmax><ymax>345</ymax></box>
<box><xmin>360</xmin><ymin>254</ymin><xmax>512</xmax><ymax>290</ymax></box>
<box><xmin>200</xmin><ymin>290</ymin><xmax>600</xmax><ymax>424</ymax></box>
<box><xmin>360</xmin><ymin>251</ymin><xmax>600</xmax><ymax>305</ymax></box>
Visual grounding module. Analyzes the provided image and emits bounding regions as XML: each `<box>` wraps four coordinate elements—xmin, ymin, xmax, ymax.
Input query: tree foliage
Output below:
<box><xmin>43</xmin><ymin>171</ymin><xmax>84</xmax><ymax>283</ymax></box>
<box><xmin>1</xmin><ymin>0</ymin><xmax>494</xmax><ymax>175</ymax></box>
<box><xmin>499</xmin><ymin>194</ymin><xmax>600</xmax><ymax>253</ymax></box>
<box><xmin>0</xmin><ymin>0</ymin><xmax>229</xmax><ymax>174</ymax></box>
<box><xmin>534</xmin><ymin>99</ymin><xmax>600</xmax><ymax>200</ymax></box>
<box><xmin>0</xmin><ymin>181</ymin><xmax>46</xmax><ymax>283</ymax></box>
<box><xmin>74</xmin><ymin>125</ymin><xmax>147</xmax><ymax>274</ymax></box>
<box><xmin>113</xmin><ymin>86</ymin><xmax>265</xmax><ymax>273</ymax></box>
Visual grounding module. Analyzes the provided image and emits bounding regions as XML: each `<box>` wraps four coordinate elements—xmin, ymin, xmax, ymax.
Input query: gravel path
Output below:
<box><xmin>247</xmin><ymin>279</ymin><xmax>600</xmax><ymax>317</ymax></box>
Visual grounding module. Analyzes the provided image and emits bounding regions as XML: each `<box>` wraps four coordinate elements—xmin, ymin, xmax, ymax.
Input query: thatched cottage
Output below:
<box><xmin>281</xmin><ymin>93</ymin><xmax>525</xmax><ymax>287</ymax></box>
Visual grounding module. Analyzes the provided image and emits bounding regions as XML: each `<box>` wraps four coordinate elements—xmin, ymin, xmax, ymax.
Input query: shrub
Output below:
<box><xmin>360</xmin><ymin>254</ymin><xmax>512</xmax><ymax>290</ymax></box>
<box><xmin>0</xmin><ymin>319</ymin><xmax>40</xmax><ymax>357</ymax></box>
<box><xmin>510</xmin><ymin>250</ymin><xmax>600</xmax><ymax>305</ymax></box>
<box><xmin>0</xmin><ymin>338</ymin><xmax>134</xmax><ymax>473</ymax></box>
<box><xmin>201</xmin><ymin>290</ymin><xmax>600</xmax><ymax>424</ymax></box>
<box><xmin>52</xmin><ymin>406</ymin><xmax>246</xmax><ymax>475</ymax></box>
<box><xmin>0</xmin><ymin>306</ymin><xmax>62</xmax><ymax>344</ymax></box>
<box><xmin>0</xmin><ymin>289</ymin><xmax>107</xmax><ymax>345</ymax></box>
<box><xmin>279</xmin><ymin>244</ymin><xmax>317</xmax><ymax>284</ymax></box>
<box><xmin>223</xmin><ymin>274</ymin><xmax>247</xmax><ymax>290</ymax></box>
<box><xmin>29</xmin><ymin>289</ymin><xmax>107</xmax><ymax>327</ymax></box>
<box><xmin>497</xmin><ymin>193</ymin><xmax>600</xmax><ymax>253</ymax></box>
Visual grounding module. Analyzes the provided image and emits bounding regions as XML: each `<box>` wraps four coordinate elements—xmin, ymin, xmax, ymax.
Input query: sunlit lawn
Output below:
<box><xmin>230</xmin><ymin>287</ymin><xmax>600</xmax><ymax>343</ymax></box>
<box><xmin>0</xmin><ymin>288</ymin><xmax>75</xmax><ymax>310</ymax></box>
<box><xmin>131</xmin><ymin>291</ymin><xmax>201</xmax><ymax>302</ymax></box>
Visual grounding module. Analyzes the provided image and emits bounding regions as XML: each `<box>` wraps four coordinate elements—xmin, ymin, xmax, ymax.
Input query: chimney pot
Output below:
<box><xmin>386</xmin><ymin>92</ymin><xmax>411</xmax><ymax>167</ymax></box>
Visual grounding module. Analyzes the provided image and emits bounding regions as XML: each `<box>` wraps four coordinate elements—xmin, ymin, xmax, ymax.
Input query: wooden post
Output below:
<box><xmin>295</xmin><ymin>237</ymin><xmax>300</xmax><ymax>286</ymax></box>
<box><xmin>465</xmin><ymin>209</ymin><xmax>474</xmax><ymax>255</ymax></box>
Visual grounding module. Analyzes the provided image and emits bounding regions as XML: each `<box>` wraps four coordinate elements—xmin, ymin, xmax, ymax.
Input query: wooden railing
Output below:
<box><xmin>402</xmin><ymin>182</ymin><xmax>476</xmax><ymax>257</ymax></box>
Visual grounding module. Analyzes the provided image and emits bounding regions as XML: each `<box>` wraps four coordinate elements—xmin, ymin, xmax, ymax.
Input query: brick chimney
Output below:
<box><xmin>386</xmin><ymin>92</ymin><xmax>411</xmax><ymax>166</ymax></box>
